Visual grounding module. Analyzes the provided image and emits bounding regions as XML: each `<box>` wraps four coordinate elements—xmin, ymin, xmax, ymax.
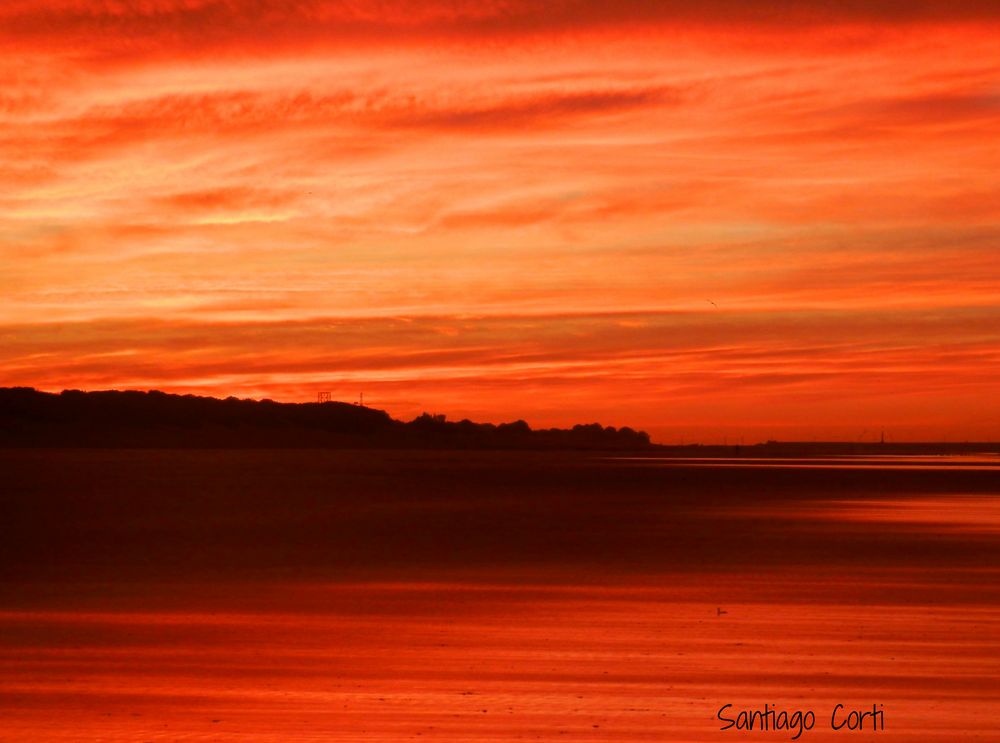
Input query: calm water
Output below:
<box><xmin>2</xmin><ymin>451</ymin><xmax>999</xmax><ymax>741</ymax></box>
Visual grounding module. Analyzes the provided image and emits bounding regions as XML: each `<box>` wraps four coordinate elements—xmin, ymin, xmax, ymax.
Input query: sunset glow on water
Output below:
<box><xmin>3</xmin><ymin>451</ymin><xmax>998</xmax><ymax>741</ymax></box>
<box><xmin>3</xmin><ymin>585</ymin><xmax>998</xmax><ymax>741</ymax></box>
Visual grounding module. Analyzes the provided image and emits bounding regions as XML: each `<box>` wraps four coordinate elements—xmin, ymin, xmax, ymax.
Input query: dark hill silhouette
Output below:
<box><xmin>0</xmin><ymin>387</ymin><xmax>653</xmax><ymax>450</ymax></box>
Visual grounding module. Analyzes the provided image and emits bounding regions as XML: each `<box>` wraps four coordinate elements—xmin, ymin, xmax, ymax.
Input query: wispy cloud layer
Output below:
<box><xmin>2</xmin><ymin>2</ymin><xmax>998</xmax><ymax>440</ymax></box>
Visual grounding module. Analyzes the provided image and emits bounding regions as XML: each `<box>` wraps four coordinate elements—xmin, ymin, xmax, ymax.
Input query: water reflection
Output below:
<box><xmin>2</xmin><ymin>451</ymin><xmax>998</xmax><ymax>741</ymax></box>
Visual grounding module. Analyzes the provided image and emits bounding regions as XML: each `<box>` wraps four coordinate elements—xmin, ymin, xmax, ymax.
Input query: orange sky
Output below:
<box><xmin>2</xmin><ymin>1</ymin><xmax>999</xmax><ymax>442</ymax></box>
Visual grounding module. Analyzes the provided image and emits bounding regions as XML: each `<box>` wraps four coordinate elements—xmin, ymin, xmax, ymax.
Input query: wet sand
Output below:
<box><xmin>2</xmin><ymin>450</ymin><xmax>999</xmax><ymax>740</ymax></box>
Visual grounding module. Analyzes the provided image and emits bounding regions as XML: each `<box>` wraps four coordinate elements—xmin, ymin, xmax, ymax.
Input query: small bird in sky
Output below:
<box><xmin>707</xmin><ymin>300</ymin><xmax>718</xmax><ymax>308</ymax></box>
<box><xmin>717</xmin><ymin>607</ymin><xmax>728</xmax><ymax>616</ymax></box>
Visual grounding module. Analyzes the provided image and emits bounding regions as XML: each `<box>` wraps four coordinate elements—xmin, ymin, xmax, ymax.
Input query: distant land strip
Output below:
<box><xmin>0</xmin><ymin>387</ymin><xmax>654</xmax><ymax>450</ymax></box>
<box><xmin>2</xmin><ymin>388</ymin><xmax>998</xmax><ymax>454</ymax></box>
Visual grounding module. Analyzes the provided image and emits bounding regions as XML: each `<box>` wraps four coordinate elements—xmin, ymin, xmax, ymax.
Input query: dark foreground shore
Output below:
<box><xmin>2</xmin><ymin>450</ymin><xmax>999</xmax><ymax>740</ymax></box>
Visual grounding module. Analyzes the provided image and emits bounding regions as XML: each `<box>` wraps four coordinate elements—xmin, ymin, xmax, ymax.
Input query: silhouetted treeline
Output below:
<box><xmin>0</xmin><ymin>388</ymin><xmax>652</xmax><ymax>450</ymax></box>
<box><xmin>406</xmin><ymin>412</ymin><xmax>650</xmax><ymax>450</ymax></box>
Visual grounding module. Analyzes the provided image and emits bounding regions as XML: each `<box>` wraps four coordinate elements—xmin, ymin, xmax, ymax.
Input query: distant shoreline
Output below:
<box><xmin>2</xmin><ymin>387</ymin><xmax>996</xmax><ymax>455</ymax></box>
<box><xmin>0</xmin><ymin>387</ymin><xmax>651</xmax><ymax>451</ymax></box>
<box><xmin>636</xmin><ymin>441</ymin><xmax>1000</xmax><ymax>458</ymax></box>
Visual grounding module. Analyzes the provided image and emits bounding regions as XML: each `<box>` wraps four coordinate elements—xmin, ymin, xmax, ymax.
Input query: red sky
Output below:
<box><xmin>2</xmin><ymin>1</ymin><xmax>999</xmax><ymax>442</ymax></box>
